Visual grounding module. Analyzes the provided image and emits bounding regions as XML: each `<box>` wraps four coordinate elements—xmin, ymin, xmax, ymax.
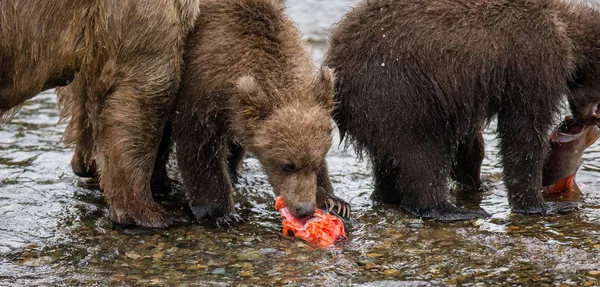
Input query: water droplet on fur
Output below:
<box><xmin>383</xmin><ymin>34</ymin><xmax>386</xmax><ymax>38</ymax></box>
<box><xmin>381</xmin><ymin>63</ymin><xmax>385</xmax><ymax>67</ymax></box>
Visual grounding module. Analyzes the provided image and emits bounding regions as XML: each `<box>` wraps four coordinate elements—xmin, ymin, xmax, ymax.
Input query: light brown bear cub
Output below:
<box><xmin>172</xmin><ymin>0</ymin><xmax>349</xmax><ymax>226</ymax></box>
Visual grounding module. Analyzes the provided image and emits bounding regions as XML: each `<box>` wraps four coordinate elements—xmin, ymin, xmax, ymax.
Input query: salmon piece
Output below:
<box><xmin>275</xmin><ymin>196</ymin><xmax>346</xmax><ymax>248</ymax></box>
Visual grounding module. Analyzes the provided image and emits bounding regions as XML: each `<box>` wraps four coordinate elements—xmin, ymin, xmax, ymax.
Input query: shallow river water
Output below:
<box><xmin>2</xmin><ymin>1</ymin><xmax>600</xmax><ymax>286</ymax></box>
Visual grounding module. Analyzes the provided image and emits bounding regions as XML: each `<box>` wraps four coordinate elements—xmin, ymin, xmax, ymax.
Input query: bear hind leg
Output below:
<box><xmin>497</xmin><ymin>107</ymin><xmax>577</xmax><ymax>215</ymax></box>
<box><xmin>150</xmin><ymin>122</ymin><xmax>173</xmax><ymax>199</ymax></box>
<box><xmin>376</xmin><ymin>148</ymin><xmax>489</xmax><ymax>221</ymax></box>
<box><xmin>452</xmin><ymin>131</ymin><xmax>490</xmax><ymax>193</ymax></box>
<box><xmin>226</xmin><ymin>139</ymin><xmax>245</xmax><ymax>184</ymax></box>
<box><xmin>70</xmin><ymin>127</ymin><xmax>97</xmax><ymax>179</ymax></box>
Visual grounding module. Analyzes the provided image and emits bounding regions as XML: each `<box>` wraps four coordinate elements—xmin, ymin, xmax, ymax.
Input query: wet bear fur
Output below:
<box><xmin>0</xmin><ymin>0</ymin><xmax>200</xmax><ymax>227</ymax></box>
<box><xmin>171</xmin><ymin>0</ymin><xmax>345</xmax><ymax>226</ymax></box>
<box><xmin>325</xmin><ymin>0</ymin><xmax>600</xmax><ymax>220</ymax></box>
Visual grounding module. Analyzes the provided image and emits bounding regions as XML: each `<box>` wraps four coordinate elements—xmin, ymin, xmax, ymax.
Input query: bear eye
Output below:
<box><xmin>281</xmin><ymin>163</ymin><xmax>297</xmax><ymax>173</ymax></box>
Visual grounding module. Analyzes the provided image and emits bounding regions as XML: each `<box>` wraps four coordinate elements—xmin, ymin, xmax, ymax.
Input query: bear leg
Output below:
<box><xmin>57</xmin><ymin>83</ymin><xmax>97</xmax><ymax>179</ymax></box>
<box><xmin>375</xmin><ymin>148</ymin><xmax>489</xmax><ymax>221</ymax></box>
<box><xmin>174</xmin><ymin>125</ymin><xmax>242</xmax><ymax>228</ymax></box>
<box><xmin>372</xmin><ymin>158</ymin><xmax>402</xmax><ymax>203</ymax></box>
<box><xmin>452</xmin><ymin>131</ymin><xmax>489</xmax><ymax>192</ymax></box>
<box><xmin>316</xmin><ymin>160</ymin><xmax>351</xmax><ymax>218</ymax></box>
<box><xmin>497</xmin><ymin>109</ymin><xmax>577</xmax><ymax>214</ymax></box>
<box><xmin>150</xmin><ymin>122</ymin><xmax>173</xmax><ymax>198</ymax></box>
<box><xmin>70</xmin><ymin>128</ymin><xmax>97</xmax><ymax>179</ymax></box>
<box><xmin>94</xmin><ymin>87</ymin><xmax>182</xmax><ymax>228</ymax></box>
<box><xmin>226</xmin><ymin>139</ymin><xmax>245</xmax><ymax>184</ymax></box>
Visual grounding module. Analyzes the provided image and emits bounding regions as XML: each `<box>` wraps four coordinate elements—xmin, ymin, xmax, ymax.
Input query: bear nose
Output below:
<box><xmin>295</xmin><ymin>204</ymin><xmax>316</xmax><ymax>218</ymax></box>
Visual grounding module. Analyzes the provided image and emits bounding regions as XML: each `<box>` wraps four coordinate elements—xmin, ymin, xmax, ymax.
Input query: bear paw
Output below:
<box><xmin>324</xmin><ymin>194</ymin><xmax>351</xmax><ymax>219</ymax></box>
<box><xmin>512</xmin><ymin>201</ymin><xmax>578</xmax><ymax>215</ymax></box>
<box><xmin>189</xmin><ymin>204</ymin><xmax>244</xmax><ymax>228</ymax></box>
<box><xmin>108</xmin><ymin>205</ymin><xmax>188</xmax><ymax>228</ymax></box>
<box><xmin>477</xmin><ymin>177</ymin><xmax>495</xmax><ymax>192</ymax></box>
<box><xmin>545</xmin><ymin>201</ymin><xmax>579</xmax><ymax>214</ymax></box>
<box><xmin>407</xmin><ymin>202</ymin><xmax>489</xmax><ymax>221</ymax></box>
<box><xmin>71</xmin><ymin>159</ymin><xmax>96</xmax><ymax>178</ymax></box>
<box><xmin>213</xmin><ymin>213</ymin><xmax>244</xmax><ymax>228</ymax></box>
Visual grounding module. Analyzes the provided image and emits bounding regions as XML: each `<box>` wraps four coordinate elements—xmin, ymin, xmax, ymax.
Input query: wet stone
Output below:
<box><xmin>357</xmin><ymin>260</ymin><xmax>370</xmax><ymax>267</ymax></box>
<box><xmin>19</xmin><ymin>256</ymin><xmax>55</xmax><ymax>267</ymax></box>
<box><xmin>365</xmin><ymin>263</ymin><xmax>380</xmax><ymax>271</ymax></box>
<box><xmin>589</xmin><ymin>271</ymin><xmax>600</xmax><ymax>276</ymax></box>
<box><xmin>260</xmin><ymin>248</ymin><xmax>277</xmax><ymax>253</ymax></box>
<box><xmin>383</xmin><ymin>269</ymin><xmax>401</xmax><ymax>276</ymax></box>
<box><xmin>188</xmin><ymin>264</ymin><xmax>209</xmax><ymax>271</ymax></box>
<box><xmin>125</xmin><ymin>252</ymin><xmax>141</xmax><ymax>260</ymax></box>
<box><xmin>407</xmin><ymin>222</ymin><xmax>424</xmax><ymax>229</ymax></box>
<box><xmin>211</xmin><ymin>268</ymin><xmax>226</xmax><ymax>275</ymax></box>
<box><xmin>236</xmin><ymin>251</ymin><xmax>263</xmax><ymax>261</ymax></box>
<box><xmin>111</xmin><ymin>275</ymin><xmax>126</xmax><ymax>282</ymax></box>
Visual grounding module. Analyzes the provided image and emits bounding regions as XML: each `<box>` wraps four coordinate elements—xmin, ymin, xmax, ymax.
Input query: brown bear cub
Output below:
<box><xmin>325</xmin><ymin>0</ymin><xmax>600</xmax><ymax>220</ymax></box>
<box><xmin>1</xmin><ymin>0</ymin><xmax>199</xmax><ymax>227</ymax></box>
<box><xmin>171</xmin><ymin>0</ymin><xmax>349</xmax><ymax>226</ymax></box>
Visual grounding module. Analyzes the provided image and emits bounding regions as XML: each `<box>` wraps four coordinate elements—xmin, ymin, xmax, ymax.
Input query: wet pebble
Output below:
<box><xmin>149</xmin><ymin>278</ymin><xmax>165</xmax><ymax>285</ymax></box>
<box><xmin>152</xmin><ymin>252</ymin><xmax>164</xmax><ymax>260</ymax></box>
<box><xmin>125</xmin><ymin>252</ymin><xmax>141</xmax><ymax>260</ymax></box>
<box><xmin>260</xmin><ymin>248</ymin><xmax>277</xmax><ymax>253</ymax></box>
<box><xmin>407</xmin><ymin>222</ymin><xmax>424</xmax><ymax>229</ymax></box>
<box><xmin>211</xmin><ymin>267</ymin><xmax>226</xmax><ymax>275</ymax></box>
<box><xmin>383</xmin><ymin>269</ymin><xmax>401</xmax><ymax>276</ymax></box>
<box><xmin>188</xmin><ymin>264</ymin><xmax>209</xmax><ymax>271</ymax></box>
<box><xmin>19</xmin><ymin>256</ymin><xmax>54</xmax><ymax>267</ymax></box>
<box><xmin>364</xmin><ymin>263</ymin><xmax>380</xmax><ymax>271</ymax></box>
<box><xmin>236</xmin><ymin>251</ymin><xmax>263</xmax><ymax>261</ymax></box>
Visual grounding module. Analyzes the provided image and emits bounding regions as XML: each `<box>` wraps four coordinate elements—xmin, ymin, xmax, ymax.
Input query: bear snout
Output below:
<box><xmin>293</xmin><ymin>203</ymin><xmax>316</xmax><ymax>219</ymax></box>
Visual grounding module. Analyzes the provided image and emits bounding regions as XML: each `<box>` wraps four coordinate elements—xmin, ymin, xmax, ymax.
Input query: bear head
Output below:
<box><xmin>233</xmin><ymin>66</ymin><xmax>335</xmax><ymax>219</ymax></box>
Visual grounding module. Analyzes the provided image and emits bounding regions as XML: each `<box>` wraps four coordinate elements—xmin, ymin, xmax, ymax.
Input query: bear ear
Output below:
<box><xmin>313</xmin><ymin>66</ymin><xmax>336</xmax><ymax>111</ymax></box>
<box><xmin>234</xmin><ymin>75</ymin><xmax>272</xmax><ymax>122</ymax></box>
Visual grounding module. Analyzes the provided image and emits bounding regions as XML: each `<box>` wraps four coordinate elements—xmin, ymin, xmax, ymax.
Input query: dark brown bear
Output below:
<box><xmin>325</xmin><ymin>0</ymin><xmax>600</xmax><ymax>220</ymax></box>
<box><xmin>171</xmin><ymin>0</ymin><xmax>349</xmax><ymax>226</ymax></box>
<box><xmin>0</xmin><ymin>0</ymin><xmax>199</xmax><ymax>227</ymax></box>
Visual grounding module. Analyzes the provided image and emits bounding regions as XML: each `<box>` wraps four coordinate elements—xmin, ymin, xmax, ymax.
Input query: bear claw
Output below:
<box><xmin>189</xmin><ymin>204</ymin><xmax>244</xmax><ymax>228</ymax></box>
<box><xmin>213</xmin><ymin>213</ymin><xmax>244</xmax><ymax>228</ymax></box>
<box><xmin>324</xmin><ymin>194</ymin><xmax>351</xmax><ymax>219</ymax></box>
